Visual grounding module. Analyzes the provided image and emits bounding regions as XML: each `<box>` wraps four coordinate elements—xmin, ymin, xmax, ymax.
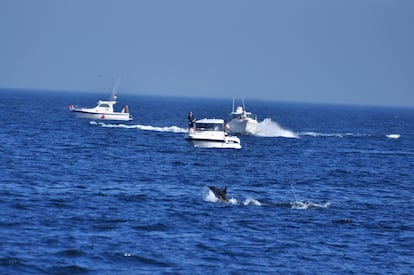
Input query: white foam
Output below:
<box><xmin>299</xmin><ymin>132</ymin><xmax>365</xmax><ymax>138</ymax></box>
<box><xmin>243</xmin><ymin>198</ymin><xmax>262</xmax><ymax>206</ymax></box>
<box><xmin>204</xmin><ymin>190</ymin><xmax>238</xmax><ymax>204</ymax></box>
<box><xmin>228</xmin><ymin>198</ymin><xmax>238</xmax><ymax>205</ymax></box>
<box><xmin>91</xmin><ymin>121</ymin><xmax>187</xmax><ymax>133</ymax></box>
<box><xmin>133</xmin><ymin>125</ymin><xmax>187</xmax><ymax>133</ymax></box>
<box><xmin>253</xmin><ymin>118</ymin><xmax>298</xmax><ymax>138</ymax></box>
<box><xmin>290</xmin><ymin>200</ymin><xmax>330</xmax><ymax>210</ymax></box>
<box><xmin>204</xmin><ymin>189</ymin><xmax>261</xmax><ymax>206</ymax></box>
<box><xmin>386</xmin><ymin>134</ymin><xmax>400</xmax><ymax>139</ymax></box>
<box><xmin>300</xmin><ymin>132</ymin><xmax>402</xmax><ymax>140</ymax></box>
<box><xmin>204</xmin><ymin>190</ymin><xmax>219</xmax><ymax>203</ymax></box>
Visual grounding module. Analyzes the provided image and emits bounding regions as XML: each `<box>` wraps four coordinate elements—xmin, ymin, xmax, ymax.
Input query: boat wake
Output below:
<box><xmin>386</xmin><ymin>134</ymin><xmax>401</xmax><ymax>139</ymax></box>
<box><xmin>90</xmin><ymin>121</ymin><xmax>187</xmax><ymax>133</ymax></box>
<box><xmin>299</xmin><ymin>131</ymin><xmax>364</xmax><ymax>138</ymax></box>
<box><xmin>300</xmin><ymin>131</ymin><xmax>401</xmax><ymax>139</ymax></box>
<box><xmin>90</xmin><ymin>121</ymin><xmax>401</xmax><ymax>141</ymax></box>
<box><xmin>253</xmin><ymin>118</ymin><xmax>298</xmax><ymax>138</ymax></box>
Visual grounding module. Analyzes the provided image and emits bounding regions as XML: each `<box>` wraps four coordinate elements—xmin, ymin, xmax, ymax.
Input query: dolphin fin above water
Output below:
<box><xmin>208</xmin><ymin>186</ymin><xmax>228</xmax><ymax>202</ymax></box>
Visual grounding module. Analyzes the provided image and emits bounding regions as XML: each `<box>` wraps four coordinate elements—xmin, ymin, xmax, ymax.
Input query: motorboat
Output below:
<box><xmin>228</xmin><ymin>99</ymin><xmax>258</xmax><ymax>135</ymax></box>
<box><xmin>69</xmin><ymin>100</ymin><xmax>132</xmax><ymax>121</ymax></box>
<box><xmin>69</xmin><ymin>90</ymin><xmax>132</xmax><ymax>121</ymax></box>
<box><xmin>185</xmin><ymin>118</ymin><xmax>241</xmax><ymax>149</ymax></box>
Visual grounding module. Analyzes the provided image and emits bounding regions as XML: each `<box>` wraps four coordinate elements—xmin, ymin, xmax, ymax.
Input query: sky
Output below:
<box><xmin>1</xmin><ymin>0</ymin><xmax>413</xmax><ymax>107</ymax></box>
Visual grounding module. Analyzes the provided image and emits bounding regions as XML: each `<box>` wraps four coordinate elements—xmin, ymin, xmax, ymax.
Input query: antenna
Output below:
<box><xmin>110</xmin><ymin>75</ymin><xmax>122</xmax><ymax>101</ymax></box>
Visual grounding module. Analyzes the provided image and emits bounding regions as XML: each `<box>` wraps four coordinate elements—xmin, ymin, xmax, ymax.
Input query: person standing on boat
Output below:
<box><xmin>188</xmin><ymin>112</ymin><xmax>196</xmax><ymax>129</ymax></box>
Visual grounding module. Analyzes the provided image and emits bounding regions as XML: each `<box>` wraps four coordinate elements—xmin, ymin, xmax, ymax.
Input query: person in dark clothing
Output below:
<box><xmin>187</xmin><ymin>112</ymin><xmax>196</xmax><ymax>129</ymax></box>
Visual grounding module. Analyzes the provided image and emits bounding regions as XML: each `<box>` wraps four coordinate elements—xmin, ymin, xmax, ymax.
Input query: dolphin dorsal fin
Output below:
<box><xmin>223</xmin><ymin>187</ymin><xmax>227</xmax><ymax>194</ymax></box>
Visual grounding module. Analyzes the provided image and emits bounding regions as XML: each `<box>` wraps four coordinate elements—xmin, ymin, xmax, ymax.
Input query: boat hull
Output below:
<box><xmin>228</xmin><ymin>118</ymin><xmax>258</xmax><ymax>135</ymax></box>
<box><xmin>185</xmin><ymin>137</ymin><xmax>241</xmax><ymax>149</ymax></box>
<box><xmin>185</xmin><ymin>130</ymin><xmax>241</xmax><ymax>149</ymax></box>
<box><xmin>72</xmin><ymin>110</ymin><xmax>132</xmax><ymax>121</ymax></box>
<box><xmin>185</xmin><ymin>118</ymin><xmax>241</xmax><ymax>149</ymax></box>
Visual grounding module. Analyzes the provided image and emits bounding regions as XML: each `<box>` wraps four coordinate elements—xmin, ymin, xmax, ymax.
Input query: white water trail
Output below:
<box><xmin>386</xmin><ymin>134</ymin><xmax>400</xmax><ymax>139</ymax></box>
<box><xmin>253</xmin><ymin>118</ymin><xmax>298</xmax><ymax>138</ymax></box>
<box><xmin>299</xmin><ymin>131</ymin><xmax>402</xmax><ymax>140</ymax></box>
<box><xmin>299</xmin><ymin>132</ymin><xmax>361</xmax><ymax>138</ymax></box>
<box><xmin>90</xmin><ymin>121</ymin><xmax>187</xmax><ymax>133</ymax></box>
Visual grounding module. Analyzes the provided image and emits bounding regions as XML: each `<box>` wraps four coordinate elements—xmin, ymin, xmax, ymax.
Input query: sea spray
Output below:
<box><xmin>253</xmin><ymin>118</ymin><xmax>298</xmax><ymax>138</ymax></box>
<box><xmin>289</xmin><ymin>183</ymin><xmax>330</xmax><ymax>209</ymax></box>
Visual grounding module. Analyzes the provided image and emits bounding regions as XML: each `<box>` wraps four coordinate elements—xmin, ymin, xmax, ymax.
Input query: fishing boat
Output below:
<box><xmin>185</xmin><ymin>118</ymin><xmax>241</xmax><ymax>149</ymax></box>
<box><xmin>228</xmin><ymin>98</ymin><xmax>258</xmax><ymax>135</ymax></box>
<box><xmin>69</xmin><ymin>100</ymin><xmax>132</xmax><ymax>121</ymax></box>
<box><xmin>69</xmin><ymin>80</ymin><xmax>132</xmax><ymax>121</ymax></box>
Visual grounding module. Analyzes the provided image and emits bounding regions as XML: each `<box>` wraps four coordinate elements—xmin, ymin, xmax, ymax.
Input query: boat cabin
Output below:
<box><xmin>230</xmin><ymin>106</ymin><xmax>257</xmax><ymax>120</ymax></box>
<box><xmin>195</xmin><ymin>118</ymin><xmax>225</xmax><ymax>132</ymax></box>
<box><xmin>95</xmin><ymin>100</ymin><xmax>115</xmax><ymax>112</ymax></box>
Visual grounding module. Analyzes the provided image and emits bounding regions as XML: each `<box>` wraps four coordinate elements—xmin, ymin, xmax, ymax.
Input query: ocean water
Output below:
<box><xmin>0</xmin><ymin>89</ymin><xmax>413</xmax><ymax>274</ymax></box>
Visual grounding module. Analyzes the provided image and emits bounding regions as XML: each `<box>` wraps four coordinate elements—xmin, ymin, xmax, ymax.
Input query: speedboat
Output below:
<box><xmin>228</xmin><ymin>99</ymin><xmax>258</xmax><ymax>135</ymax></box>
<box><xmin>185</xmin><ymin>118</ymin><xmax>241</xmax><ymax>149</ymax></box>
<box><xmin>69</xmin><ymin>91</ymin><xmax>132</xmax><ymax>121</ymax></box>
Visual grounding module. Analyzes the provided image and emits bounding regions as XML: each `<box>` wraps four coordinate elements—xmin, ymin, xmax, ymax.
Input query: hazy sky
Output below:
<box><xmin>1</xmin><ymin>0</ymin><xmax>413</xmax><ymax>106</ymax></box>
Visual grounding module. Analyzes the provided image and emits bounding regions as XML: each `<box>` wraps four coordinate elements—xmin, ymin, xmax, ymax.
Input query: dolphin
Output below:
<box><xmin>208</xmin><ymin>186</ymin><xmax>228</xmax><ymax>202</ymax></box>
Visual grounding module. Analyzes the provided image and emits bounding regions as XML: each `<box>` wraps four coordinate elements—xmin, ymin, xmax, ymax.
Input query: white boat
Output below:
<box><xmin>69</xmin><ymin>100</ymin><xmax>132</xmax><ymax>121</ymax></box>
<box><xmin>185</xmin><ymin>118</ymin><xmax>241</xmax><ymax>149</ymax></box>
<box><xmin>69</xmin><ymin>88</ymin><xmax>132</xmax><ymax>121</ymax></box>
<box><xmin>228</xmin><ymin>99</ymin><xmax>258</xmax><ymax>135</ymax></box>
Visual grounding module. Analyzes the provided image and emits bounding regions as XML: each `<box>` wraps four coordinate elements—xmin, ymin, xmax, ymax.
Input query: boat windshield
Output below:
<box><xmin>195</xmin><ymin>123</ymin><xmax>223</xmax><ymax>131</ymax></box>
<box><xmin>98</xmin><ymin>103</ymin><xmax>111</xmax><ymax>108</ymax></box>
<box><xmin>230</xmin><ymin>113</ymin><xmax>240</xmax><ymax>119</ymax></box>
<box><xmin>246</xmin><ymin>113</ymin><xmax>257</xmax><ymax>120</ymax></box>
<box><xmin>230</xmin><ymin>112</ymin><xmax>256</xmax><ymax>120</ymax></box>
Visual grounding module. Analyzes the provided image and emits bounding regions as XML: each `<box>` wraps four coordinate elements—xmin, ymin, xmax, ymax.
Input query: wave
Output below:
<box><xmin>90</xmin><ymin>121</ymin><xmax>187</xmax><ymax>133</ymax></box>
<box><xmin>253</xmin><ymin>118</ymin><xmax>298</xmax><ymax>138</ymax></box>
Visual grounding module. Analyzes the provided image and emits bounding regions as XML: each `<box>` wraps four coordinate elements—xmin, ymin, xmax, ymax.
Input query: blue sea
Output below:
<box><xmin>1</xmin><ymin>89</ymin><xmax>413</xmax><ymax>274</ymax></box>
